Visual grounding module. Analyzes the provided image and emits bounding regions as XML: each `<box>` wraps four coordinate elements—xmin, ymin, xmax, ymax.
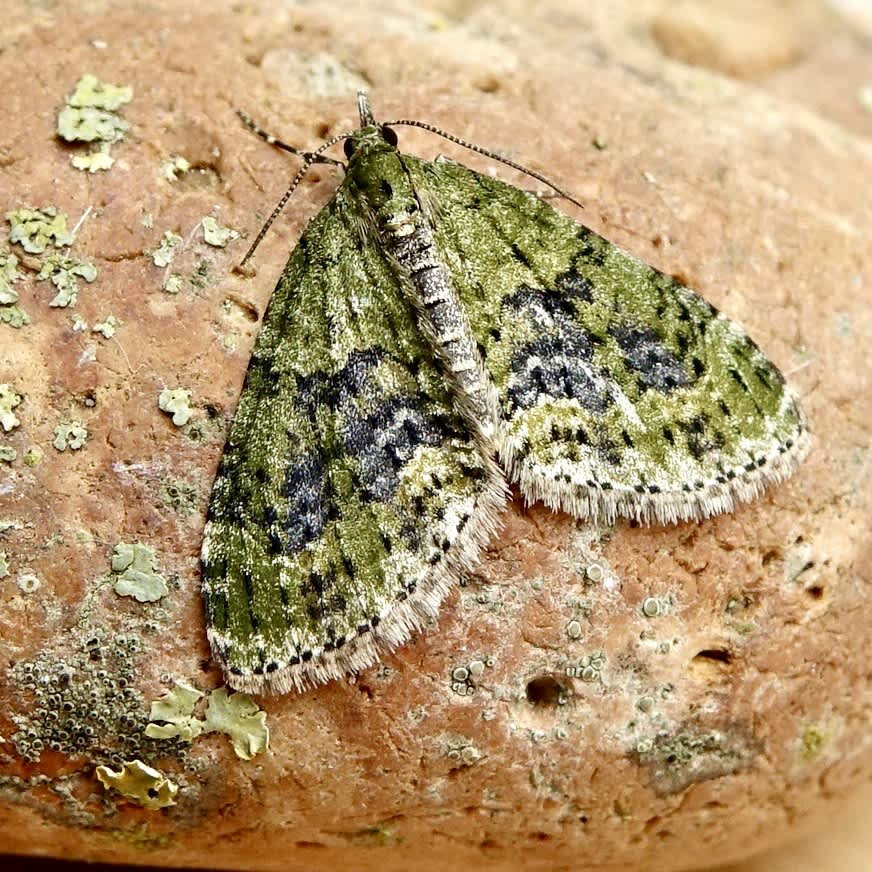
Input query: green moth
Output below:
<box><xmin>201</xmin><ymin>93</ymin><xmax>809</xmax><ymax>694</ymax></box>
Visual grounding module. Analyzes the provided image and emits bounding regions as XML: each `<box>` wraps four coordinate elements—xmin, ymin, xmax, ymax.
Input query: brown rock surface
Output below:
<box><xmin>0</xmin><ymin>2</ymin><xmax>868</xmax><ymax>871</ymax></box>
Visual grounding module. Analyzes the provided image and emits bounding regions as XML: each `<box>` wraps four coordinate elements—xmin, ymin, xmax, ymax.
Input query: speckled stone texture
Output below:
<box><xmin>0</xmin><ymin>2</ymin><xmax>869</xmax><ymax>871</ymax></box>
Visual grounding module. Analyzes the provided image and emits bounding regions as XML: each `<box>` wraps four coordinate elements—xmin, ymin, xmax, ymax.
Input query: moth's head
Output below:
<box><xmin>342</xmin><ymin>123</ymin><xmax>398</xmax><ymax>161</ymax></box>
<box><xmin>343</xmin><ymin>125</ymin><xmax>418</xmax><ymax>230</ymax></box>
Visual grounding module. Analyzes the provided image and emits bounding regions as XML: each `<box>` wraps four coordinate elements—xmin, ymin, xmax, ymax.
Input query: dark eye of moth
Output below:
<box><xmin>343</xmin><ymin>137</ymin><xmax>356</xmax><ymax>158</ymax></box>
<box><xmin>381</xmin><ymin>125</ymin><xmax>398</xmax><ymax>146</ymax></box>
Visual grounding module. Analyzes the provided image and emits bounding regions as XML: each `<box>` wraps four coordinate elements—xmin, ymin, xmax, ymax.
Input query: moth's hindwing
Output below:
<box><xmin>405</xmin><ymin>155</ymin><xmax>809</xmax><ymax>524</ymax></box>
<box><xmin>201</xmin><ymin>189</ymin><xmax>506</xmax><ymax>694</ymax></box>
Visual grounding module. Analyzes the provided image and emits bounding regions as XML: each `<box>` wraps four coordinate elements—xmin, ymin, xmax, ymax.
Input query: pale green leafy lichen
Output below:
<box><xmin>203</xmin><ymin>688</ymin><xmax>269</xmax><ymax>760</ymax></box>
<box><xmin>71</xmin><ymin>146</ymin><xmax>115</xmax><ymax>173</ymax></box>
<box><xmin>0</xmin><ymin>445</ymin><xmax>16</xmax><ymax>463</ymax></box>
<box><xmin>71</xmin><ymin>313</ymin><xmax>88</xmax><ymax>332</ymax></box>
<box><xmin>151</xmin><ymin>231</ymin><xmax>182</xmax><ymax>268</ymax></box>
<box><xmin>0</xmin><ymin>551</ymin><xmax>8</xmax><ymax>578</ymax></box>
<box><xmin>37</xmin><ymin>255</ymin><xmax>97</xmax><ymax>308</ymax></box>
<box><xmin>202</xmin><ymin>216</ymin><xmax>239</xmax><ymax>248</ymax></box>
<box><xmin>161</xmin><ymin>155</ymin><xmax>190</xmax><ymax>181</ymax></box>
<box><xmin>0</xmin><ymin>247</ymin><xmax>21</xmax><ymax>303</ymax></box>
<box><xmin>0</xmin><ymin>306</ymin><xmax>29</xmax><ymax>328</ymax></box>
<box><xmin>6</xmin><ymin>207</ymin><xmax>73</xmax><ymax>254</ymax></box>
<box><xmin>66</xmin><ymin>73</ymin><xmax>133</xmax><ymax>111</ymax></box>
<box><xmin>158</xmin><ymin>387</ymin><xmax>193</xmax><ymax>427</ymax></box>
<box><xmin>145</xmin><ymin>681</ymin><xmax>204</xmax><ymax>742</ymax></box>
<box><xmin>110</xmin><ymin>542</ymin><xmax>168</xmax><ymax>603</ymax></box>
<box><xmin>92</xmin><ymin>315</ymin><xmax>120</xmax><ymax>338</ymax></box>
<box><xmin>58</xmin><ymin>74</ymin><xmax>132</xmax><ymax>146</ymax></box>
<box><xmin>0</xmin><ymin>385</ymin><xmax>22</xmax><ymax>432</ymax></box>
<box><xmin>163</xmin><ymin>273</ymin><xmax>183</xmax><ymax>294</ymax></box>
<box><xmin>95</xmin><ymin>760</ymin><xmax>178</xmax><ymax>810</ymax></box>
<box><xmin>146</xmin><ymin>682</ymin><xmax>269</xmax><ymax>760</ymax></box>
<box><xmin>52</xmin><ymin>420</ymin><xmax>88</xmax><ymax>451</ymax></box>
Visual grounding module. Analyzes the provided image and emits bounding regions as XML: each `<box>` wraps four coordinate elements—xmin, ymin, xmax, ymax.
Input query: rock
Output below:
<box><xmin>0</xmin><ymin>2</ymin><xmax>868</xmax><ymax>871</ymax></box>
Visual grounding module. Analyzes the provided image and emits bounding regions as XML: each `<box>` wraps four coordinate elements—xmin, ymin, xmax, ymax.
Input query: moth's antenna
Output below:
<box><xmin>384</xmin><ymin>118</ymin><xmax>585</xmax><ymax>211</ymax></box>
<box><xmin>236</xmin><ymin>110</ymin><xmax>345</xmax><ymax>167</ymax></box>
<box><xmin>239</xmin><ymin>128</ymin><xmax>353</xmax><ymax>267</ymax></box>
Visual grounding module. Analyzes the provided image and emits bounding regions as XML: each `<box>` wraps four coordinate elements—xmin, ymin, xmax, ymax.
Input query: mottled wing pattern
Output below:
<box><xmin>404</xmin><ymin>156</ymin><xmax>809</xmax><ymax>523</ymax></box>
<box><xmin>201</xmin><ymin>188</ymin><xmax>506</xmax><ymax>694</ymax></box>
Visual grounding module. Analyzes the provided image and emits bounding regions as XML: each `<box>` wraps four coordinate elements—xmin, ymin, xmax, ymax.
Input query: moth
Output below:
<box><xmin>201</xmin><ymin>93</ymin><xmax>808</xmax><ymax>694</ymax></box>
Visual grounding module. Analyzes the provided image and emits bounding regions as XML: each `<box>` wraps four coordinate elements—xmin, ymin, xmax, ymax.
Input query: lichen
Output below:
<box><xmin>799</xmin><ymin>724</ymin><xmax>830</xmax><ymax>761</ymax></box>
<box><xmin>95</xmin><ymin>760</ymin><xmax>178</xmax><ymax>810</ymax></box>
<box><xmin>37</xmin><ymin>254</ymin><xmax>97</xmax><ymax>307</ymax></box>
<box><xmin>66</xmin><ymin>73</ymin><xmax>134</xmax><ymax>112</ymax></box>
<box><xmin>202</xmin><ymin>688</ymin><xmax>269</xmax><ymax>760</ymax></box>
<box><xmin>110</xmin><ymin>542</ymin><xmax>168</xmax><ymax>603</ymax></box>
<box><xmin>9</xmin><ymin>631</ymin><xmax>187</xmax><ymax>767</ymax></box>
<box><xmin>52</xmin><ymin>420</ymin><xmax>88</xmax><ymax>451</ymax></box>
<box><xmin>0</xmin><ymin>246</ymin><xmax>21</xmax><ymax>303</ymax></box>
<box><xmin>0</xmin><ymin>306</ymin><xmax>29</xmax><ymax>328</ymax></box>
<box><xmin>57</xmin><ymin>74</ymin><xmax>132</xmax><ymax>155</ymax></box>
<box><xmin>17</xmin><ymin>573</ymin><xmax>41</xmax><ymax>593</ymax></box>
<box><xmin>145</xmin><ymin>682</ymin><xmax>204</xmax><ymax>742</ymax></box>
<box><xmin>159</xmin><ymin>477</ymin><xmax>199</xmax><ymax>516</ymax></box>
<box><xmin>0</xmin><ymin>551</ymin><xmax>9</xmax><ymax>577</ymax></box>
<box><xmin>634</xmin><ymin>724</ymin><xmax>758</xmax><ymax>796</ymax></box>
<box><xmin>6</xmin><ymin>207</ymin><xmax>73</xmax><ymax>254</ymax></box>
<box><xmin>151</xmin><ymin>231</ymin><xmax>182</xmax><ymax>268</ymax></box>
<box><xmin>145</xmin><ymin>682</ymin><xmax>269</xmax><ymax>760</ymax></box>
<box><xmin>158</xmin><ymin>388</ymin><xmax>193</xmax><ymax>427</ymax></box>
<box><xmin>71</xmin><ymin>146</ymin><xmax>115</xmax><ymax>173</ymax></box>
<box><xmin>0</xmin><ymin>384</ymin><xmax>22</xmax><ymax>432</ymax></box>
<box><xmin>202</xmin><ymin>216</ymin><xmax>239</xmax><ymax>248</ymax></box>
<box><xmin>161</xmin><ymin>155</ymin><xmax>191</xmax><ymax>182</ymax></box>
<box><xmin>92</xmin><ymin>315</ymin><xmax>120</xmax><ymax>338</ymax></box>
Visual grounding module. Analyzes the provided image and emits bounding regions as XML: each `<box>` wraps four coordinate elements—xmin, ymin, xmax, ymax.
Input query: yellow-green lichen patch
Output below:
<box><xmin>6</xmin><ymin>207</ymin><xmax>73</xmax><ymax>254</ymax></box>
<box><xmin>161</xmin><ymin>155</ymin><xmax>191</xmax><ymax>182</ymax></box>
<box><xmin>799</xmin><ymin>724</ymin><xmax>830</xmax><ymax>761</ymax></box>
<box><xmin>92</xmin><ymin>315</ymin><xmax>120</xmax><ymax>338</ymax></box>
<box><xmin>37</xmin><ymin>254</ymin><xmax>97</xmax><ymax>308</ymax></box>
<box><xmin>53</xmin><ymin>420</ymin><xmax>88</xmax><ymax>451</ymax></box>
<box><xmin>201</xmin><ymin>216</ymin><xmax>239</xmax><ymax>248</ymax></box>
<box><xmin>110</xmin><ymin>542</ymin><xmax>168</xmax><ymax>603</ymax></box>
<box><xmin>0</xmin><ymin>551</ymin><xmax>9</xmax><ymax>577</ymax></box>
<box><xmin>203</xmin><ymin>688</ymin><xmax>269</xmax><ymax>760</ymax></box>
<box><xmin>158</xmin><ymin>388</ymin><xmax>193</xmax><ymax>427</ymax></box>
<box><xmin>145</xmin><ymin>681</ymin><xmax>204</xmax><ymax>742</ymax></box>
<box><xmin>0</xmin><ymin>247</ymin><xmax>21</xmax><ymax>303</ymax></box>
<box><xmin>0</xmin><ymin>305</ymin><xmax>29</xmax><ymax>328</ymax></box>
<box><xmin>0</xmin><ymin>384</ymin><xmax>22</xmax><ymax>432</ymax></box>
<box><xmin>0</xmin><ymin>247</ymin><xmax>28</xmax><ymax>328</ymax></box>
<box><xmin>0</xmin><ymin>446</ymin><xmax>16</xmax><ymax>462</ymax></box>
<box><xmin>71</xmin><ymin>146</ymin><xmax>116</xmax><ymax>173</ymax></box>
<box><xmin>151</xmin><ymin>231</ymin><xmax>182</xmax><ymax>268</ymax></box>
<box><xmin>95</xmin><ymin>760</ymin><xmax>178</xmax><ymax>810</ymax></box>
<box><xmin>57</xmin><ymin>74</ymin><xmax>133</xmax><ymax>173</ymax></box>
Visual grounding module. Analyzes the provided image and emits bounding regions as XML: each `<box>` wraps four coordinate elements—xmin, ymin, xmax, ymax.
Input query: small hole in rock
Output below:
<box><xmin>525</xmin><ymin>675</ymin><xmax>565</xmax><ymax>706</ymax></box>
<box><xmin>693</xmin><ymin>648</ymin><xmax>732</xmax><ymax>665</ymax></box>
<box><xmin>806</xmin><ymin>585</ymin><xmax>824</xmax><ymax>600</ymax></box>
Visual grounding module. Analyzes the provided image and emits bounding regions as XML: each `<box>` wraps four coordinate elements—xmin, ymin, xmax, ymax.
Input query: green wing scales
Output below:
<box><xmin>201</xmin><ymin>187</ymin><xmax>505</xmax><ymax>694</ymax></box>
<box><xmin>404</xmin><ymin>155</ymin><xmax>809</xmax><ymax>524</ymax></box>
